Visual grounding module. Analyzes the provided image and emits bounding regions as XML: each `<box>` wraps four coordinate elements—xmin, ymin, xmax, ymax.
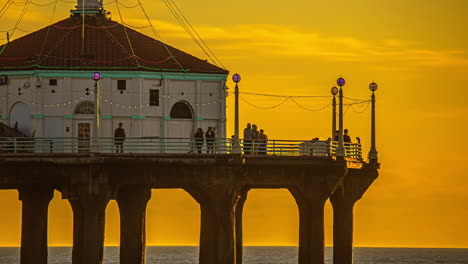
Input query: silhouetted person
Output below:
<box><xmin>259</xmin><ymin>129</ymin><xmax>268</xmax><ymax>154</ymax></box>
<box><xmin>252</xmin><ymin>124</ymin><xmax>259</xmax><ymax>154</ymax></box>
<box><xmin>344</xmin><ymin>129</ymin><xmax>351</xmax><ymax>143</ymax></box>
<box><xmin>194</xmin><ymin>128</ymin><xmax>204</xmax><ymax>154</ymax></box>
<box><xmin>243</xmin><ymin>123</ymin><xmax>253</xmax><ymax>154</ymax></box>
<box><xmin>114</xmin><ymin>122</ymin><xmax>126</xmax><ymax>153</ymax></box>
<box><xmin>205</xmin><ymin>127</ymin><xmax>215</xmax><ymax>154</ymax></box>
<box><xmin>334</xmin><ymin>130</ymin><xmax>339</xmax><ymax>141</ymax></box>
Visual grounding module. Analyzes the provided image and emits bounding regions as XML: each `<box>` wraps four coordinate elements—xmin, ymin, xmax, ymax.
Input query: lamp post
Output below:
<box><xmin>92</xmin><ymin>72</ymin><xmax>101</xmax><ymax>151</ymax></box>
<box><xmin>336</xmin><ymin>77</ymin><xmax>346</xmax><ymax>158</ymax></box>
<box><xmin>232</xmin><ymin>73</ymin><xmax>241</xmax><ymax>154</ymax></box>
<box><xmin>368</xmin><ymin>82</ymin><xmax>378</xmax><ymax>164</ymax></box>
<box><xmin>331</xmin><ymin>86</ymin><xmax>338</xmax><ymax>140</ymax></box>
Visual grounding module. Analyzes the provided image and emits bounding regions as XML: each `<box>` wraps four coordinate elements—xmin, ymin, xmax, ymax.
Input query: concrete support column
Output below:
<box><xmin>235</xmin><ymin>190</ymin><xmax>249</xmax><ymax>264</ymax></box>
<box><xmin>186</xmin><ymin>180</ymin><xmax>241</xmax><ymax>264</ymax></box>
<box><xmin>19</xmin><ymin>186</ymin><xmax>54</xmax><ymax>264</ymax></box>
<box><xmin>296</xmin><ymin>197</ymin><xmax>327</xmax><ymax>264</ymax></box>
<box><xmin>330</xmin><ymin>189</ymin><xmax>354</xmax><ymax>264</ymax></box>
<box><xmin>288</xmin><ymin>165</ymin><xmax>347</xmax><ymax>264</ymax></box>
<box><xmin>199</xmin><ymin>201</ymin><xmax>236</xmax><ymax>264</ymax></box>
<box><xmin>116</xmin><ymin>185</ymin><xmax>152</xmax><ymax>264</ymax></box>
<box><xmin>69</xmin><ymin>188</ymin><xmax>110</xmax><ymax>264</ymax></box>
<box><xmin>329</xmin><ymin>167</ymin><xmax>378</xmax><ymax>264</ymax></box>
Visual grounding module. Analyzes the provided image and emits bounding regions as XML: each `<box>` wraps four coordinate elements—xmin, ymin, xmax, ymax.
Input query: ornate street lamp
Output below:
<box><xmin>368</xmin><ymin>82</ymin><xmax>378</xmax><ymax>164</ymax></box>
<box><xmin>331</xmin><ymin>86</ymin><xmax>338</xmax><ymax>140</ymax></box>
<box><xmin>92</xmin><ymin>72</ymin><xmax>101</xmax><ymax>151</ymax></box>
<box><xmin>336</xmin><ymin>77</ymin><xmax>346</xmax><ymax>158</ymax></box>
<box><xmin>232</xmin><ymin>73</ymin><xmax>241</xmax><ymax>154</ymax></box>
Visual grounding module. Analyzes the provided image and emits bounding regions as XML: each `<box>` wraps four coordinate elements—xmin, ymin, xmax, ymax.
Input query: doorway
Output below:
<box><xmin>76</xmin><ymin>122</ymin><xmax>92</xmax><ymax>153</ymax></box>
<box><xmin>167</xmin><ymin>101</ymin><xmax>194</xmax><ymax>153</ymax></box>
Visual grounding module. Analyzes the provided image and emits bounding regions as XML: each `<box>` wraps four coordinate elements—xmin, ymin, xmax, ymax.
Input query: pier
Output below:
<box><xmin>0</xmin><ymin>0</ymin><xmax>381</xmax><ymax>262</ymax></box>
<box><xmin>0</xmin><ymin>138</ymin><xmax>378</xmax><ymax>264</ymax></box>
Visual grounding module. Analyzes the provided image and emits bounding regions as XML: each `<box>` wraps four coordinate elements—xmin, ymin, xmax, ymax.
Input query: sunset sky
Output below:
<box><xmin>0</xmin><ymin>0</ymin><xmax>467</xmax><ymax>248</ymax></box>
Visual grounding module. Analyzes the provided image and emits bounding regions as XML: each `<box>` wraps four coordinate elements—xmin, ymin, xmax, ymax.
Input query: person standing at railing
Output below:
<box><xmin>194</xmin><ymin>128</ymin><xmax>204</xmax><ymax>154</ymax></box>
<box><xmin>344</xmin><ymin>129</ymin><xmax>352</xmax><ymax>143</ymax></box>
<box><xmin>114</xmin><ymin>123</ymin><xmax>126</xmax><ymax>153</ymax></box>
<box><xmin>252</xmin><ymin>124</ymin><xmax>260</xmax><ymax>154</ymax></box>
<box><xmin>258</xmin><ymin>129</ymin><xmax>268</xmax><ymax>155</ymax></box>
<box><xmin>343</xmin><ymin>129</ymin><xmax>352</xmax><ymax>157</ymax></box>
<box><xmin>243</xmin><ymin>123</ymin><xmax>253</xmax><ymax>154</ymax></box>
<box><xmin>205</xmin><ymin>127</ymin><xmax>216</xmax><ymax>154</ymax></box>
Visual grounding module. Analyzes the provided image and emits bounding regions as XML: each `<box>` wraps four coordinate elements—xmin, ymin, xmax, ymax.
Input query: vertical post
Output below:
<box><xmin>94</xmin><ymin>81</ymin><xmax>100</xmax><ymax>144</ymax></box>
<box><xmin>232</xmin><ymin>74</ymin><xmax>241</xmax><ymax>154</ymax></box>
<box><xmin>336</xmin><ymin>87</ymin><xmax>345</xmax><ymax>157</ymax></box>
<box><xmin>234</xmin><ymin>84</ymin><xmax>240</xmax><ymax>150</ymax></box>
<box><xmin>335</xmin><ymin>77</ymin><xmax>346</xmax><ymax>158</ymax></box>
<box><xmin>92</xmin><ymin>72</ymin><xmax>101</xmax><ymax>152</ymax></box>
<box><xmin>368</xmin><ymin>88</ymin><xmax>378</xmax><ymax>163</ymax></box>
<box><xmin>332</xmin><ymin>95</ymin><xmax>336</xmax><ymax>140</ymax></box>
<box><xmin>19</xmin><ymin>186</ymin><xmax>54</xmax><ymax>264</ymax></box>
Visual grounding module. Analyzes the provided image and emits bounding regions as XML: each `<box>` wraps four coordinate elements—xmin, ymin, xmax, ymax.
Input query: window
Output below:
<box><xmin>0</xmin><ymin>75</ymin><xmax>8</xmax><ymax>85</ymax></box>
<box><xmin>170</xmin><ymin>101</ymin><xmax>193</xmax><ymax>119</ymax></box>
<box><xmin>74</xmin><ymin>101</ymin><xmax>94</xmax><ymax>114</ymax></box>
<box><xmin>117</xmin><ymin>80</ymin><xmax>126</xmax><ymax>91</ymax></box>
<box><xmin>49</xmin><ymin>79</ymin><xmax>57</xmax><ymax>86</ymax></box>
<box><xmin>150</xmin><ymin>89</ymin><xmax>159</xmax><ymax>106</ymax></box>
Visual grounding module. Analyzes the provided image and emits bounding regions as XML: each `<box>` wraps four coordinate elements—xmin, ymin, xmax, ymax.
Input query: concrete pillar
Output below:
<box><xmin>186</xmin><ymin>184</ymin><xmax>241</xmax><ymax>264</ymax></box>
<box><xmin>116</xmin><ymin>185</ymin><xmax>151</xmax><ymax>264</ymax></box>
<box><xmin>69</xmin><ymin>188</ymin><xmax>110</xmax><ymax>264</ymax></box>
<box><xmin>329</xmin><ymin>167</ymin><xmax>378</xmax><ymax>264</ymax></box>
<box><xmin>235</xmin><ymin>190</ymin><xmax>249</xmax><ymax>264</ymax></box>
<box><xmin>294</xmin><ymin>196</ymin><xmax>327</xmax><ymax>264</ymax></box>
<box><xmin>330</xmin><ymin>187</ymin><xmax>354</xmax><ymax>264</ymax></box>
<box><xmin>288</xmin><ymin>165</ymin><xmax>347</xmax><ymax>264</ymax></box>
<box><xmin>19</xmin><ymin>186</ymin><xmax>54</xmax><ymax>264</ymax></box>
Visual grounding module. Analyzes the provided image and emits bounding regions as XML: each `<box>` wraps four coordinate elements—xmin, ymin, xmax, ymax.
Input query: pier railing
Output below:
<box><xmin>0</xmin><ymin>137</ymin><xmax>362</xmax><ymax>160</ymax></box>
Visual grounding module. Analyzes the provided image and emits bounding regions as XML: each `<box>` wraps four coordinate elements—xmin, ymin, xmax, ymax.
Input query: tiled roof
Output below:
<box><xmin>0</xmin><ymin>15</ymin><xmax>228</xmax><ymax>74</ymax></box>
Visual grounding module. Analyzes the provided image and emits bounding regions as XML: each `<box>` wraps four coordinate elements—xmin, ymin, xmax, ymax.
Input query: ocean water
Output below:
<box><xmin>0</xmin><ymin>246</ymin><xmax>467</xmax><ymax>263</ymax></box>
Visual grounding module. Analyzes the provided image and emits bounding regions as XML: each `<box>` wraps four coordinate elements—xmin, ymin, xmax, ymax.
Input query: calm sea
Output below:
<box><xmin>0</xmin><ymin>247</ymin><xmax>467</xmax><ymax>263</ymax></box>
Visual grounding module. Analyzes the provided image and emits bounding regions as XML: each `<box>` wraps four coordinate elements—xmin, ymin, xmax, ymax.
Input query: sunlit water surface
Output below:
<box><xmin>0</xmin><ymin>247</ymin><xmax>467</xmax><ymax>263</ymax></box>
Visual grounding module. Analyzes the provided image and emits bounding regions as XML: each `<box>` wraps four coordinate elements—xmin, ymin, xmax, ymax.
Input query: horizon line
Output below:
<box><xmin>0</xmin><ymin>245</ymin><xmax>466</xmax><ymax>249</ymax></box>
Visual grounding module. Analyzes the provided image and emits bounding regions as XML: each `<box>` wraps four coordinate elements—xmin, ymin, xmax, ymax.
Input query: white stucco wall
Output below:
<box><xmin>0</xmin><ymin>73</ymin><xmax>227</xmax><ymax>141</ymax></box>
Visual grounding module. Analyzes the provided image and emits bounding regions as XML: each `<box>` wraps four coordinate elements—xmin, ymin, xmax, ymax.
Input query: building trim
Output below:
<box><xmin>131</xmin><ymin>115</ymin><xmax>146</xmax><ymax>120</ymax></box>
<box><xmin>102</xmin><ymin>115</ymin><xmax>113</xmax><ymax>119</ymax></box>
<box><xmin>63</xmin><ymin>115</ymin><xmax>73</xmax><ymax>119</ymax></box>
<box><xmin>33</xmin><ymin>114</ymin><xmax>44</xmax><ymax>119</ymax></box>
<box><xmin>0</xmin><ymin>70</ymin><xmax>228</xmax><ymax>82</ymax></box>
<box><xmin>0</xmin><ymin>115</ymin><xmax>8</xmax><ymax>119</ymax></box>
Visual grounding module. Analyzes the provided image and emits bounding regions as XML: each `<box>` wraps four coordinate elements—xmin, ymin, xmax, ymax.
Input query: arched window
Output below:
<box><xmin>74</xmin><ymin>101</ymin><xmax>94</xmax><ymax>114</ymax></box>
<box><xmin>170</xmin><ymin>101</ymin><xmax>193</xmax><ymax>119</ymax></box>
<box><xmin>9</xmin><ymin>101</ymin><xmax>31</xmax><ymax>136</ymax></box>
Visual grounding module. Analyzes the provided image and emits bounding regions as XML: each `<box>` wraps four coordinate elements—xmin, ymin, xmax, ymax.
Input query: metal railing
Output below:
<box><xmin>0</xmin><ymin>137</ymin><xmax>362</xmax><ymax>160</ymax></box>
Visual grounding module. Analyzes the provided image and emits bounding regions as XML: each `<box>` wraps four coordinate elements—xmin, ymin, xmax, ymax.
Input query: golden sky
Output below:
<box><xmin>0</xmin><ymin>0</ymin><xmax>467</xmax><ymax>248</ymax></box>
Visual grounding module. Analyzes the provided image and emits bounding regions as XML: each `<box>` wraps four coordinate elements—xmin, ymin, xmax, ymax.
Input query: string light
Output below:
<box><xmin>240</xmin><ymin>96</ymin><xmax>291</xmax><ymax>109</ymax></box>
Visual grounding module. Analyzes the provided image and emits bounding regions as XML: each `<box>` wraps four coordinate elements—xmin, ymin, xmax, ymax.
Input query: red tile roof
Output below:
<box><xmin>0</xmin><ymin>15</ymin><xmax>228</xmax><ymax>74</ymax></box>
